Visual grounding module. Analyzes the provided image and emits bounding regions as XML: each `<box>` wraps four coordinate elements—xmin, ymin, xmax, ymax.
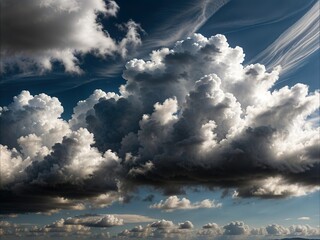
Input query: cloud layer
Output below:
<box><xmin>1</xmin><ymin>218</ymin><xmax>319</xmax><ymax>239</ymax></box>
<box><xmin>0</xmin><ymin>33</ymin><xmax>319</xmax><ymax>214</ymax></box>
<box><xmin>0</xmin><ymin>0</ymin><xmax>142</xmax><ymax>73</ymax></box>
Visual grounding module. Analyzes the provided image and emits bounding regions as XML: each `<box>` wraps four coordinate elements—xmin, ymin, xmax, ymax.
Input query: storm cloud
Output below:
<box><xmin>0</xmin><ymin>33</ymin><xmax>319</xmax><ymax>214</ymax></box>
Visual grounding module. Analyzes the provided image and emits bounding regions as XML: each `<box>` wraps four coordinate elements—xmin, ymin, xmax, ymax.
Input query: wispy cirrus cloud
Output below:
<box><xmin>142</xmin><ymin>0</ymin><xmax>229</xmax><ymax>52</ymax></box>
<box><xmin>249</xmin><ymin>1</ymin><xmax>319</xmax><ymax>76</ymax></box>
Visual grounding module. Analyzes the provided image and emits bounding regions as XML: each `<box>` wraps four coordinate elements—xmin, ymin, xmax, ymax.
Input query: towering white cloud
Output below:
<box><xmin>0</xmin><ymin>91</ymin><xmax>122</xmax><ymax>214</ymax></box>
<box><xmin>1</xmin><ymin>33</ymin><xmax>319</xmax><ymax>214</ymax></box>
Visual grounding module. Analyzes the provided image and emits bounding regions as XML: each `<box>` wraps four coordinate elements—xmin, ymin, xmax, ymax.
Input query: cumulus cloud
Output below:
<box><xmin>64</xmin><ymin>213</ymin><xmax>155</xmax><ymax>228</ymax></box>
<box><xmin>30</xmin><ymin>218</ymin><xmax>91</xmax><ymax>237</ymax></box>
<box><xmin>289</xmin><ymin>224</ymin><xmax>320</xmax><ymax>236</ymax></box>
<box><xmin>223</xmin><ymin>221</ymin><xmax>250</xmax><ymax>235</ymax></box>
<box><xmin>116</xmin><ymin>33</ymin><xmax>319</xmax><ymax>198</ymax></box>
<box><xmin>150</xmin><ymin>220</ymin><xmax>175</xmax><ymax>229</ymax></box>
<box><xmin>119</xmin><ymin>219</ymin><xmax>194</xmax><ymax>239</ymax></box>
<box><xmin>266</xmin><ymin>224</ymin><xmax>290</xmax><ymax>236</ymax></box>
<box><xmin>1</xmin><ymin>0</ymin><xmax>142</xmax><ymax>73</ymax></box>
<box><xmin>0</xmin><ymin>91</ymin><xmax>122</xmax><ymax>214</ymax></box>
<box><xmin>197</xmin><ymin>222</ymin><xmax>224</xmax><ymax>238</ymax></box>
<box><xmin>250</xmin><ymin>227</ymin><xmax>267</xmax><ymax>236</ymax></box>
<box><xmin>65</xmin><ymin>214</ymin><xmax>123</xmax><ymax>228</ymax></box>
<box><xmin>69</xmin><ymin>89</ymin><xmax>120</xmax><ymax>130</ymax></box>
<box><xmin>118</xmin><ymin>225</ymin><xmax>152</xmax><ymax>239</ymax></box>
<box><xmin>0</xmin><ymin>90</ymin><xmax>69</xmax><ymax>150</ymax></box>
<box><xmin>1</xmin><ymin>32</ymin><xmax>319</xmax><ymax>214</ymax></box>
<box><xmin>179</xmin><ymin>221</ymin><xmax>194</xmax><ymax>229</ymax></box>
<box><xmin>150</xmin><ymin>196</ymin><xmax>222</xmax><ymax>212</ymax></box>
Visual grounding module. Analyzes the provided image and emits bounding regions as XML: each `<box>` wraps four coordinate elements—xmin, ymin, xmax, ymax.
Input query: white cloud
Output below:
<box><xmin>240</xmin><ymin>177</ymin><xmax>320</xmax><ymax>198</ymax></box>
<box><xmin>1</xmin><ymin>32</ymin><xmax>319</xmax><ymax>215</ymax></box>
<box><xmin>178</xmin><ymin>221</ymin><xmax>194</xmax><ymax>229</ymax></box>
<box><xmin>31</xmin><ymin>218</ymin><xmax>91</xmax><ymax>236</ymax></box>
<box><xmin>64</xmin><ymin>213</ymin><xmax>156</xmax><ymax>228</ymax></box>
<box><xmin>112</xmin><ymin>214</ymin><xmax>156</xmax><ymax>223</ymax></box>
<box><xmin>119</xmin><ymin>219</ymin><xmax>194</xmax><ymax>239</ymax></box>
<box><xmin>150</xmin><ymin>220</ymin><xmax>175</xmax><ymax>229</ymax></box>
<box><xmin>0</xmin><ymin>91</ymin><xmax>122</xmax><ymax>213</ymax></box>
<box><xmin>266</xmin><ymin>224</ymin><xmax>290</xmax><ymax>235</ymax></box>
<box><xmin>65</xmin><ymin>214</ymin><xmax>123</xmax><ymax>227</ymax></box>
<box><xmin>26</xmin><ymin>127</ymin><xmax>121</xmax><ymax>186</ymax></box>
<box><xmin>223</xmin><ymin>221</ymin><xmax>250</xmax><ymax>235</ymax></box>
<box><xmin>297</xmin><ymin>217</ymin><xmax>310</xmax><ymax>220</ymax></box>
<box><xmin>250</xmin><ymin>227</ymin><xmax>267</xmax><ymax>235</ymax></box>
<box><xmin>69</xmin><ymin>89</ymin><xmax>120</xmax><ymax>130</ymax></box>
<box><xmin>289</xmin><ymin>224</ymin><xmax>320</xmax><ymax>236</ymax></box>
<box><xmin>0</xmin><ymin>90</ymin><xmax>70</xmax><ymax>150</ymax></box>
<box><xmin>1</xmin><ymin>0</ymin><xmax>142</xmax><ymax>73</ymax></box>
<box><xmin>197</xmin><ymin>222</ymin><xmax>224</xmax><ymax>237</ymax></box>
<box><xmin>118</xmin><ymin>225</ymin><xmax>152</xmax><ymax>238</ymax></box>
<box><xmin>143</xmin><ymin>0</ymin><xmax>229</xmax><ymax>50</ymax></box>
<box><xmin>150</xmin><ymin>196</ymin><xmax>222</xmax><ymax>212</ymax></box>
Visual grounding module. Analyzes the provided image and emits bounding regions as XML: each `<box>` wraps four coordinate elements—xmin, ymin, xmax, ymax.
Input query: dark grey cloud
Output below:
<box><xmin>0</xmin><ymin>93</ymin><xmax>122</xmax><ymax>213</ymax></box>
<box><xmin>115</xmin><ymin>34</ymin><xmax>319</xmax><ymax>198</ymax></box>
<box><xmin>86</xmin><ymin>96</ymin><xmax>143</xmax><ymax>153</ymax></box>
<box><xmin>0</xmin><ymin>33</ymin><xmax>319</xmax><ymax>215</ymax></box>
<box><xmin>143</xmin><ymin>194</ymin><xmax>155</xmax><ymax>202</ymax></box>
<box><xmin>0</xmin><ymin>0</ymin><xmax>142</xmax><ymax>73</ymax></box>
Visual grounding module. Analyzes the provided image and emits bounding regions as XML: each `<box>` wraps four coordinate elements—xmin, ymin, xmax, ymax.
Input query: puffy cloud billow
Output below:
<box><xmin>119</xmin><ymin>219</ymin><xmax>194</xmax><ymax>239</ymax></box>
<box><xmin>0</xmin><ymin>0</ymin><xmax>142</xmax><ymax>73</ymax></box>
<box><xmin>0</xmin><ymin>33</ymin><xmax>319</xmax><ymax>214</ymax></box>
<box><xmin>150</xmin><ymin>195</ymin><xmax>222</xmax><ymax>212</ymax></box>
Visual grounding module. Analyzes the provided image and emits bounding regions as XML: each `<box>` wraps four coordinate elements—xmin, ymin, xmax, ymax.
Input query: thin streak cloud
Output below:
<box><xmin>249</xmin><ymin>1</ymin><xmax>319</xmax><ymax>76</ymax></box>
<box><xmin>143</xmin><ymin>0</ymin><xmax>229</xmax><ymax>49</ymax></box>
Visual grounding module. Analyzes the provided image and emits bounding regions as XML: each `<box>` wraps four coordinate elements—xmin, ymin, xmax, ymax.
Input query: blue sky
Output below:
<box><xmin>0</xmin><ymin>0</ymin><xmax>319</xmax><ymax>239</ymax></box>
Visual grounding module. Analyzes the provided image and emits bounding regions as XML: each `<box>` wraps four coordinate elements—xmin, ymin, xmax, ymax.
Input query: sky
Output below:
<box><xmin>0</xmin><ymin>0</ymin><xmax>319</xmax><ymax>239</ymax></box>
